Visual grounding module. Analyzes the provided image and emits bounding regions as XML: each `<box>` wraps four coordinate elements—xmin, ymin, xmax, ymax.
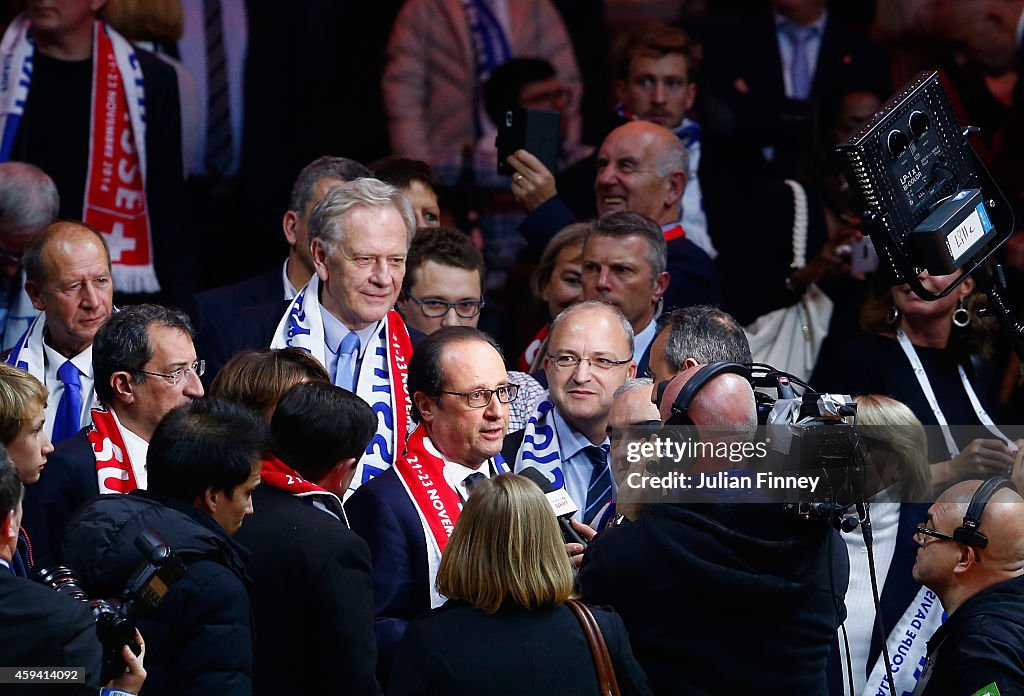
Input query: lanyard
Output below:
<box><xmin>896</xmin><ymin>329</ymin><xmax>1013</xmax><ymax>457</ymax></box>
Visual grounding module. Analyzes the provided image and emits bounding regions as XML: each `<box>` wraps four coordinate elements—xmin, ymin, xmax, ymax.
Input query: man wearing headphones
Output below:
<box><xmin>578</xmin><ymin>362</ymin><xmax>847</xmax><ymax>694</ymax></box>
<box><xmin>911</xmin><ymin>478</ymin><xmax>1024</xmax><ymax>696</ymax></box>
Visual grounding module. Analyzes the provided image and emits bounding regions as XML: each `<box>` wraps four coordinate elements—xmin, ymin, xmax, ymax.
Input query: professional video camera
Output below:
<box><xmin>33</xmin><ymin>529</ymin><xmax>186</xmax><ymax>683</ymax></box>
<box><xmin>749</xmin><ymin>364</ymin><xmax>864</xmax><ymax>526</ymax></box>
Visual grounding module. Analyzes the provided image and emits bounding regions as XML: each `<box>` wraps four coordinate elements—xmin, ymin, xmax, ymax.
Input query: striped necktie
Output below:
<box><xmin>203</xmin><ymin>0</ymin><xmax>233</xmax><ymax>176</ymax></box>
<box><xmin>583</xmin><ymin>444</ymin><xmax>612</xmax><ymax>526</ymax></box>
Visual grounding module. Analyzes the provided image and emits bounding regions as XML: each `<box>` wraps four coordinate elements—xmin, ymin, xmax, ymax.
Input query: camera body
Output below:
<box><xmin>34</xmin><ymin>529</ymin><xmax>186</xmax><ymax>683</ymax></box>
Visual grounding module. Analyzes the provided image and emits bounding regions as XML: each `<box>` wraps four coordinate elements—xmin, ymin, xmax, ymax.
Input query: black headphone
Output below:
<box><xmin>952</xmin><ymin>476</ymin><xmax>1018</xmax><ymax>549</ymax></box>
<box><xmin>657</xmin><ymin>361</ymin><xmax>751</xmax><ymax>426</ymax></box>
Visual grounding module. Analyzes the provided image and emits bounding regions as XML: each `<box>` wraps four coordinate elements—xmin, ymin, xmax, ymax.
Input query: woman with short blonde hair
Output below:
<box><xmin>389</xmin><ymin>474</ymin><xmax>651</xmax><ymax>695</ymax></box>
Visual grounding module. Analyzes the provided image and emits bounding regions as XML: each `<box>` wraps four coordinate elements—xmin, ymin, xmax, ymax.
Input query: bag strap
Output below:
<box><xmin>566</xmin><ymin>599</ymin><xmax>621</xmax><ymax>696</ymax></box>
<box><xmin>783</xmin><ymin>178</ymin><xmax>809</xmax><ymax>268</ymax></box>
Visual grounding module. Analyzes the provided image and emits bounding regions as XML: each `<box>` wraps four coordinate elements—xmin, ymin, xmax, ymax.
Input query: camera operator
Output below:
<box><xmin>0</xmin><ymin>454</ymin><xmax>146</xmax><ymax>695</ymax></box>
<box><xmin>577</xmin><ymin>364</ymin><xmax>848</xmax><ymax>695</ymax></box>
<box><xmin>60</xmin><ymin>399</ymin><xmax>266</xmax><ymax>696</ymax></box>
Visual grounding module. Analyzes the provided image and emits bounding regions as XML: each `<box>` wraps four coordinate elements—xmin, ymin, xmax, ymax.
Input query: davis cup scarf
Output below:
<box><xmin>86</xmin><ymin>407</ymin><xmax>140</xmax><ymax>494</ymax></box>
<box><xmin>6</xmin><ymin>313</ymin><xmax>101</xmax><ymax>413</ymax></box>
<box><xmin>0</xmin><ymin>16</ymin><xmax>158</xmax><ymax>293</ymax></box>
<box><xmin>270</xmin><ymin>274</ymin><xmax>413</xmax><ymax>490</ymax></box>
<box><xmin>393</xmin><ymin>425</ymin><xmax>509</xmax><ymax>608</ymax></box>
<box><xmin>261</xmin><ymin>454</ymin><xmax>346</xmax><ymax>522</ymax></box>
<box><xmin>514</xmin><ymin>397</ymin><xmax>566</xmax><ymax>488</ymax></box>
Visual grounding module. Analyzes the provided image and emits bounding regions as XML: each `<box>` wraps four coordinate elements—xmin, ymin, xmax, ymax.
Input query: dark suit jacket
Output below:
<box><xmin>0</xmin><ymin>571</ymin><xmax>103</xmax><ymax>694</ymax></box>
<box><xmin>344</xmin><ymin>466</ymin><xmax>430</xmax><ymax>686</ymax></box>
<box><xmin>187</xmin><ymin>265</ymin><xmax>285</xmax><ymax>333</ymax></box>
<box><xmin>233</xmin><ymin>485</ymin><xmax>381</xmax><ymax>696</ymax></box>
<box><xmin>697</xmin><ymin>8</ymin><xmax>891</xmax><ymax>181</ymax></box>
<box><xmin>388</xmin><ymin>601</ymin><xmax>651</xmax><ymax>696</ymax></box>
<box><xmin>195</xmin><ymin>299</ymin><xmax>290</xmax><ymax>385</ymax></box>
<box><xmin>22</xmin><ymin>429</ymin><xmax>98</xmax><ymax>568</ymax></box>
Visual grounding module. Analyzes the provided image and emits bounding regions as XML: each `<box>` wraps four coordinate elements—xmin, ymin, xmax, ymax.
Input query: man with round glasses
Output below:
<box><xmin>23</xmin><ymin>304</ymin><xmax>204</xmax><ymax>565</ymax></box>
<box><xmin>503</xmin><ymin>300</ymin><xmax>636</xmax><ymax>539</ymax></box>
<box><xmin>346</xmin><ymin>326</ymin><xmax>515</xmax><ymax>686</ymax></box>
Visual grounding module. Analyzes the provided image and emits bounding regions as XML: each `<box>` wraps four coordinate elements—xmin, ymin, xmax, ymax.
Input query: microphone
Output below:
<box><xmin>519</xmin><ymin>466</ymin><xmax>588</xmax><ymax>547</ymax></box>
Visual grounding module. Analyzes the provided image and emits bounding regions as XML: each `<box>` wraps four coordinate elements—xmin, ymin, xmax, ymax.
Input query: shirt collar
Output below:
<box><xmin>633</xmin><ymin>318</ymin><xmax>658</xmax><ymax>365</ymax></box>
<box><xmin>774</xmin><ymin>8</ymin><xmax>827</xmax><ymax>34</ymax></box>
<box><xmin>42</xmin><ymin>340</ymin><xmax>93</xmax><ymax>380</ymax></box>
<box><xmin>552</xmin><ymin>407</ymin><xmax>608</xmax><ymax>459</ymax></box>
<box><xmin>319</xmin><ymin>303</ymin><xmax>379</xmax><ymax>360</ymax></box>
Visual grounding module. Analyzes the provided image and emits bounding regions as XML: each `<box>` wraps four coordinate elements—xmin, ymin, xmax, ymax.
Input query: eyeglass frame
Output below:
<box><xmin>137</xmin><ymin>359</ymin><xmax>206</xmax><ymax>386</ymax></box>
<box><xmin>440</xmin><ymin>383</ymin><xmax>520</xmax><ymax>408</ymax></box>
<box><xmin>404</xmin><ymin>292</ymin><xmax>485</xmax><ymax>319</ymax></box>
<box><xmin>547</xmin><ymin>354</ymin><xmax>632</xmax><ymax>370</ymax></box>
<box><xmin>914</xmin><ymin>524</ymin><xmax>959</xmax><ymax>545</ymax></box>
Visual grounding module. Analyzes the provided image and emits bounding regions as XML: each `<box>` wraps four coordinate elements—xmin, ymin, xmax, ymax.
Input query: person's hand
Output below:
<box><xmin>566</xmin><ymin>519</ymin><xmax>597</xmax><ymax>568</ymax></box>
<box><xmin>1010</xmin><ymin>440</ymin><xmax>1024</xmax><ymax>490</ymax></box>
<box><xmin>932</xmin><ymin>438</ymin><xmax>1017</xmax><ymax>490</ymax></box>
<box><xmin>106</xmin><ymin>629</ymin><xmax>146</xmax><ymax>694</ymax></box>
<box><xmin>507</xmin><ymin>149</ymin><xmax>557</xmax><ymax>212</ymax></box>
<box><xmin>789</xmin><ymin>226</ymin><xmax>858</xmax><ymax>291</ymax></box>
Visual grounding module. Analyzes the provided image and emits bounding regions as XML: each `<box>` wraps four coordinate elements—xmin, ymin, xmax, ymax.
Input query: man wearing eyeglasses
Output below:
<box><xmin>503</xmin><ymin>300</ymin><xmax>636</xmax><ymax>546</ymax></box>
<box><xmin>22</xmin><ymin>304</ymin><xmax>204</xmax><ymax>566</ymax></box>
<box><xmin>346</xmin><ymin>326</ymin><xmax>515</xmax><ymax>686</ymax></box>
<box><xmin>910</xmin><ymin>479</ymin><xmax>1024</xmax><ymax>696</ymax></box>
<box><xmin>397</xmin><ymin>225</ymin><xmax>544</xmax><ymax>431</ymax></box>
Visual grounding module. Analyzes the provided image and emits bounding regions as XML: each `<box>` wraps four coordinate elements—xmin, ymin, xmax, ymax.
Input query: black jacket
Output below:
<box><xmin>0</xmin><ymin>569</ymin><xmax>103</xmax><ymax>695</ymax></box>
<box><xmin>389</xmin><ymin>601</ymin><xmax>651</xmax><ymax>696</ymax></box>
<box><xmin>916</xmin><ymin>575</ymin><xmax>1024</xmax><ymax>696</ymax></box>
<box><xmin>578</xmin><ymin>502</ymin><xmax>848</xmax><ymax>695</ymax></box>
<box><xmin>234</xmin><ymin>485</ymin><xmax>382</xmax><ymax>696</ymax></box>
<box><xmin>61</xmin><ymin>490</ymin><xmax>254</xmax><ymax>696</ymax></box>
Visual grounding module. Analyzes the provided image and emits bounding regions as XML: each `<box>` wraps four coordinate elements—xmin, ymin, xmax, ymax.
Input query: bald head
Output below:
<box><xmin>938</xmin><ymin>480</ymin><xmax>1024</xmax><ymax>567</ymax></box>
<box><xmin>658</xmin><ymin>364</ymin><xmax>756</xmax><ymax>432</ymax></box>
<box><xmin>595</xmin><ymin>121</ymin><xmax>687</xmax><ymax>226</ymax></box>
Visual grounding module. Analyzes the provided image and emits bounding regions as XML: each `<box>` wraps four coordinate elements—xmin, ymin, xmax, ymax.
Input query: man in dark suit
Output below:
<box><xmin>25</xmin><ymin>304</ymin><xmax>204</xmax><ymax>566</ymax></box>
<box><xmin>345</xmin><ymin>327</ymin><xmax>515</xmax><ymax>685</ymax></box>
<box><xmin>235</xmin><ymin>381</ymin><xmax>380</xmax><ymax>695</ymax></box>
<box><xmin>0</xmin><ymin>454</ymin><xmax>146</xmax><ymax>695</ymax></box>
<box><xmin>188</xmin><ymin>156</ymin><xmax>373</xmax><ymax>332</ymax></box>
<box><xmin>697</xmin><ymin>0</ymin><xmax>891</xmax><ymax>182</ymax></box>
<box><xmin>507</xmin><ymin>121</ymin><xmax>721</xmax><ymax>316</ymax></box>
<box><xmin>502</xmin><ymin>300</ymin><xmax>635</xmax><ymax>532</ymax></box>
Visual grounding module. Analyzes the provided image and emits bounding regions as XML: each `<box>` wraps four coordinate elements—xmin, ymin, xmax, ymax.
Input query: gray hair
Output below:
<box><xmin>0</xmin><ymin>162</ymin><xmax>59</xmax><ymax>235</ymax></box>
<box><xmin>308</xmin><ymin>178</ymin><xmax>416</xmax><ymax>252</ymax></box>
<box><xmin>589</xmin><ymin>211</ymin><xmax>667</xmax><ymax>278</ymax></box>
<box><xmin>613</xmin><ymin>377</ymin><xmax>654</xmax><ymax>400</ymax></box>
<box><xmin>656</xmin><ymin>305</ymin><xmax>751</xmax><ymax>371</ymax></box>
<box><xmin>653</xmin><ymin>135</ymin><xmax>688</xmax><ymax>179</ymax></box>
<box><xmin>287</xmin><ymin>156</ymin><xmax>373</xmax><ymax>213</ymax></box>
<box><xmin>549</xmin><ymin>299</ymin><xmax>635</xmax><ymax>358</ymax></box>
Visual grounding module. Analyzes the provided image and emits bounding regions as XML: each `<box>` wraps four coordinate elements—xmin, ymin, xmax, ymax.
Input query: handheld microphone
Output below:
<box><xmin>519</xmin><ymin>466</ymin><xmax>588</xmax><ymax>548</ymax></box>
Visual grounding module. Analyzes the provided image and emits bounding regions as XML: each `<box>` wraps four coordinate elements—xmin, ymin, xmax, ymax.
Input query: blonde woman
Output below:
<box><xmin>830</xmin><ymin>395</ymin><xmax>940</xmax><ymax>696</ymax></box>
<box><xmin>389</xmin><ymin>473</ymin><xmax>650</xmax><ymax>695</ymax></box>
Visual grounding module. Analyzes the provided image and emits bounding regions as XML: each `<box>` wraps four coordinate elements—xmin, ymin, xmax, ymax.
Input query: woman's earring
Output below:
<box><xmin>886</xmin><ymin>306</ymin><xmax>900</xmax><ymax>325</ymax></box>
<box><xmin>952</xmin><ymin>300</ymin><xmax>970</xmax><ymax>328</ymax></box>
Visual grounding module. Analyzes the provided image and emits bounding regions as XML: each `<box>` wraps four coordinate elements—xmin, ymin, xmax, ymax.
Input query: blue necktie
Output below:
<box><xmin>334</xmin><ymin>332</ymin><xmax>360</xmax><ymax>392</ymax></box>
<box><xmin>203</xmin><ymin>0</ymin><xmax>233</xmax><ymax>176</ymax></box>
<box><xmin>782</xmin><ymin>23</ymin><xmax>816</xmax><ymax>101</ymax></box>
<box><xmin>53</xmin><ymin>360</ymin><xmax>82</xmax><ymax>444</ymax></box>
<box><xmin>583</xmin><ymin>445</ymin><xmax>612</xmax><ymax>526</ymax></box>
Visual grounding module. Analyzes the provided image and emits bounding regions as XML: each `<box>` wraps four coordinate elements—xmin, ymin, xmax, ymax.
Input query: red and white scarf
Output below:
<box><xmin>260</xmin><ymin>454</ymin><xmax>346</xmax><ymax>522</ymax></box>
<box><xmin>393</xmin><ymin>425</ymin><xmax>509</xmax><ymax>607</ymax></box>
<box><xmin>270</xmin><ymin>275</ymin><xmax>413</xmax><ymax>492</ymax></box>
<box><xmin>0</xmin><ymin>16</ymin><xmax>158</xmax><ymax>293</ymax></box>
<box><xmin>86</xmin><ymin>407</ymin><xmax>140</xmax><ymax>494</ymax></box>
<box><xmin>517</xmin><ymin>323</ymin><xmax>549</xmax><ymax>373</ymax></box>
